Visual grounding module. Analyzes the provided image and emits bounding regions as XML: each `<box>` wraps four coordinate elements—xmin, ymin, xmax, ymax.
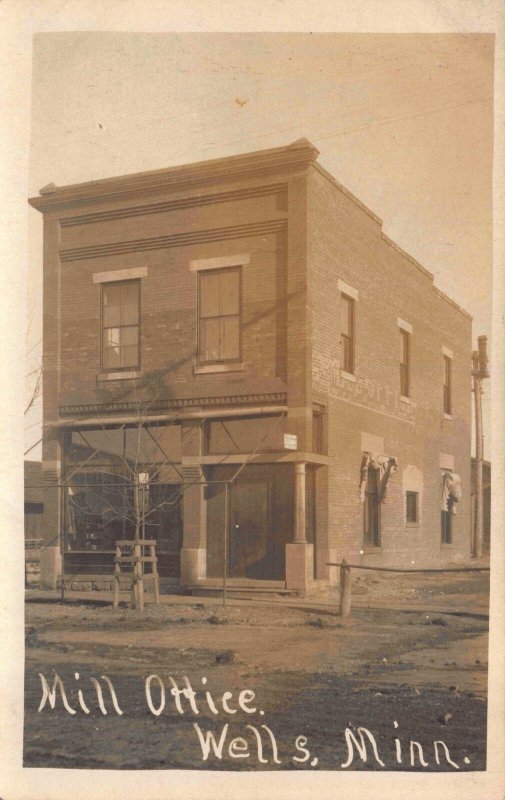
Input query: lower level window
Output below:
<box><xmin>363</xmin><ymin>467</ymin><xmax>380</xmax><ymax>546</ymax></box>
<box><xmin>441</xmin><ymin>510</ymin><xmax>452</xmax><ymax>544</ymax></box>
<box><xmin>406</xmin><ymin>491</ymin><xmax>419</xmax><ymax>524</ymax></box>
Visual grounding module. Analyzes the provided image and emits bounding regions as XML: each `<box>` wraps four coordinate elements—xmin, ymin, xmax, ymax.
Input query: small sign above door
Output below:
<box><xmin>283</xmin><ymin>433</ymin><xmax>298</xmax><ymax>451</ymax></box>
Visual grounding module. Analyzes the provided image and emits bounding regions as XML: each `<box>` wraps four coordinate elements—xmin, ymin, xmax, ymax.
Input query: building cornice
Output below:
<box><xmin>28</xmin><ymin>139</ymin><xmax>319</xmax><ymax>214</ymax></box>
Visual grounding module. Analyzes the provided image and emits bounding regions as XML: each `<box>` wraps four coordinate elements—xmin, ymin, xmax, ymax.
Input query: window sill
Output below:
<box><xmin>441</xmin><ymin>542</ymin><xmax>453</xmax><ymax>548</ymax></box>
<box><xmin>399</xmin><ymin>394</ymin><xmax>411</xmax><ymax>404</ymax></box>
<box><xmin>443</xmin><ymin>413</ymin><xmax>453</xmax><ymax>420</ymax></box>
<box><xmin>362</xmin><ymin>545</ymin><xmax>382</xmax><ymax>553</ymax></box>
<box><xmin>97</xmin><ymin>370</ymin><xmax>143</xmax><ymax>382</ymax></box>
<box><xmin>341</xmin><ymin>370</ymin><xmax>357</xmax><ymax>383</ymax></box>
<box><xmin>194</xmin><ymin>362</ymin><xmax>244</xmax><ymax>375</ymax></box>
<box><xmin>406</xmin><ymin>522</ymin><xmax>420</xmax><ymax>529</ymax></box>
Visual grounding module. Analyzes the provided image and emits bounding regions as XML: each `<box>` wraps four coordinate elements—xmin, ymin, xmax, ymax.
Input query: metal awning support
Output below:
<box><xmin>45</xmin><ymin>405</ymin><xmax>288</xmax><ymax>430</ymax></box>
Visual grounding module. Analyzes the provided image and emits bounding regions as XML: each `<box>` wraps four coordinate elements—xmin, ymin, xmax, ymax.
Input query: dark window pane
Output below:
<box><xmin>400</xmin><ymin>363</ymin><xmax>409</xmax><ymax>396</ymax></box>
<box><xmin>25</xmin><ymin>502</ymin><xmax>44</xmax><ymax>514</ymax></box>
<box><xmin>441</xmin><ymin>510</ymin><xmax>452</xmax><ymax>544</ymax></box>
<box><xmin>400</xmin><ymin>331</ymin><xmax>410</xmax><ymax>396</ymax></box>
<box><xmin>363</xmin><ymin>467</ymin><xmax>380</xmax><ymax>545</ymax></box>
<box><xmin>443</xmin><ymin>356</ymin><xmax>452</xmax><ymax>414</ymax></box>
<box><xmin>342</xmin><ymin>336</ymin><xmax>352</xmax><ymax>373</ymax></box>
<box><xmin>400</xmin><ymin>330</ymin><xmax>408</xmax><ymax>364</ymax></box>
<box><xmin>341</xmin><ymin>295</ymin><xmax>352</xmax><ymax>337</ymax></box>
<box><xmin>341</xmin><ymin>294</ymin><xmax>354</xmax><ymax>373</ymax></box>
<box><xmin>406</xmin><ymin>491</ymin><xmax>418</xmax><ymax>522</ymax></box>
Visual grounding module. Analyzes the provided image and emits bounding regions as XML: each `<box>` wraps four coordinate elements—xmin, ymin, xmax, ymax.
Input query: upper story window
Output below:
<box><xmin>198</xmin><ymin>267</ymin><xmax>241</xmax><ymax>365</ymax></box>
<box><xmin>101</xmin><ymin>280</ymin><xmax>140</xmax><ymax>371</ymax></box>
<box><xmin>341</xmin><ymin>293</ymin><xmax>355</xmax><ymax>375</ymax></box>
<box><xmin>399</xmin><ymin>328</ymin><xmax>410</xmax><ymax>397</ymax></box>
<box><xmin>443</xmin><ymin>354</ymin><xmax>452</xmax><ymax>415</ymax></box>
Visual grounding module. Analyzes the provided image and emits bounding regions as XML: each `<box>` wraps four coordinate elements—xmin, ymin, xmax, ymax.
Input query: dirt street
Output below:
<box><xmin>23</xmin><ymin>572</ymin><xmax>489</xmax><ymax>771</ymax></box>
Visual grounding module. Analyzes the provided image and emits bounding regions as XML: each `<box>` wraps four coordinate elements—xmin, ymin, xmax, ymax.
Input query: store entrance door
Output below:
<box><xmin>229</xmin><ymin>476</ymin><xmax>271</xmax><ymax>579</ymax></box>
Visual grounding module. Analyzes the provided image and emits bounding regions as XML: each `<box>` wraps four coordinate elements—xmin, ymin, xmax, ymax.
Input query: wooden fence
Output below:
<box><xmin>327</xmin><ymin>559</ymin><xmax>491</xmax><ymax>617</ymax></box>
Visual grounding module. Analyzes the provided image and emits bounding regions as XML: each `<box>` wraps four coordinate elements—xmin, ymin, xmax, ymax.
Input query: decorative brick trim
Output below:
<box><xmin>93</xmin><ymin>268</ymin><xmax>147</xmax><ymax>284</ymax></box>
<box><xmin>397</xmin><ymin>317</ymin><xmax>413</xmax><ymax>334</ymax></box>
<box><xmin>190</xmin><ymin>255</ymin><xmax>249</xmax><ymax>272</ymax></box>
<box><xmin>59</xmin><ymin>392</ymin><xmax>288</xmax><ymax>417</ymax></box>
<box><xmin>60</xmin><ymin>184</ymin><xmax>286</xmax><ymax>227</ymax></box>
<box><xmin>338</xmin><ymin>279</ymin><xmax>358</xmax><ymax>301</ymax></box>
<box><xmin>194</xmin><ymin>363</ymin><xmax>244</xmax><ymax>374</ymax></box>
<box><xmin>59</xmin><ymin>219</ymin><xmax>286</xmax><ymax>262</ymax></box>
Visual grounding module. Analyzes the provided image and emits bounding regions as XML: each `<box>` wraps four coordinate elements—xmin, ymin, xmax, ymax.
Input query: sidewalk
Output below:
<box><xmin>25</xmin><ymin>585</ymin><xmax>489</xmax><ymax>619</ymax></box>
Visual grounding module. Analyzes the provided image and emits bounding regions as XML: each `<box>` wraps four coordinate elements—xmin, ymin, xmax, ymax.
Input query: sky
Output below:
<box><xmin>25</xmin><ymin>32</ymin><xmax>494</xmax><ymax>457</ymax></box>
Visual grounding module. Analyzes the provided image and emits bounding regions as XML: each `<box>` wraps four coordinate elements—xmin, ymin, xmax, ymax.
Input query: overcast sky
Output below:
<box><xmin>25</xmin><ymin>32</ymin><xmax>494</xmax><ymax>456</ymax></box>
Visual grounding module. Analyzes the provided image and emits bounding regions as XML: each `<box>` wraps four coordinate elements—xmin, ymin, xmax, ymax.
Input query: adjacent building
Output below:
<box><xmin>24</xmin><ymin>460</ymin><xmax>44</xmax><ymax>544</ymax></box>
<box><xmin>29</xmin><ymin>139</ymin><xmax>472</xmax><ymax>593</ymax></box>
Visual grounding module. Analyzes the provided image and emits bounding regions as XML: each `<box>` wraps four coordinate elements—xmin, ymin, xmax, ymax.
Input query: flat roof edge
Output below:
<box><xmin>311</xmin><ymin>161</ymin><xmax>383</xmax><ymax>226</ymax></box>
<box><xmin>432</xmin><ymin>285</ymin><xmax>473</xmax><ymax>320</ymax></box>
<box><xmin>28</xmin><ymin>138</ymin><xmax>320</xmax><ymax>212</ymax></box>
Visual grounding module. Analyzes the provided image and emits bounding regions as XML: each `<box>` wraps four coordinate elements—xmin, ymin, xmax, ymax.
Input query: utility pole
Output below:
<box><xmin>472</xmin><ymin>335</ymin><xmax>489</xmax><ymax>558</ymax></box>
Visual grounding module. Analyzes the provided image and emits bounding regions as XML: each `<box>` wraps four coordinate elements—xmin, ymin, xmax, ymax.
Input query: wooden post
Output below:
<box><xmin>339</xmin><ymin>558</ymin><xmax>352</xmax><ymax>617</ymax></box>
<box><xmin>150</xmin><ymin>543</ymin><xmax>160</xmax><ymax>604</ymax></box>
<box><xmin>135</xmin><ymin>541</ymin><xmax>144</xmax><ymax>612</ymax></box>
<box><xmin>472</xmin><ymin>337</ymin><xmax>489</xmax><ymax>558</ymax></box>
<box><xmin>60</xmin><ymin>481</ymin><xmax>66</xmax><ymax>603</ymax></box>
<box><xmin>113</xmin><ymin>544</ymin><xmax>121</xmax><ymax>608</ymax></box>
<box><xmin>223</xmin><ymin>481</ymin><xmax>229</xmax><ymax>608</ymax></box>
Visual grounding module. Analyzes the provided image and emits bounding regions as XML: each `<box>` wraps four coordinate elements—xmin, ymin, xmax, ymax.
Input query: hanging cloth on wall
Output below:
<box><xmin>441</xmin><ymin>471</ymin><xmax>463</xmax><ymax>514</ymax></box>
<box><xmin>359</xmin><ymin>451</ymin><xmax>399</xmax><ymax>502</ymax></box>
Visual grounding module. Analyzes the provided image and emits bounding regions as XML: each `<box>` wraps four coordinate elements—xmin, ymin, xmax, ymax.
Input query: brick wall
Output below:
<box><xmin>307</xmin><ymin>166</ymin><xmax>472</xmax><ymax>568</ymax></box>
<box><xmin>52</xmin><ymin>181</ymin><xmax>292</xmax><ymax>411</ymax></box>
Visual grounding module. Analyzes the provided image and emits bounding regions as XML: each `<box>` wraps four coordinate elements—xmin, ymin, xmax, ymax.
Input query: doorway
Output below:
<box><xmin>229</xmin><ymin>476</ymin><xmax>270</xmax><ymax>578</ymax></box>
<box><xmin>205</xmin><ymin>464</ymin><xmax>293</xmax><ymax>581</ymax></box>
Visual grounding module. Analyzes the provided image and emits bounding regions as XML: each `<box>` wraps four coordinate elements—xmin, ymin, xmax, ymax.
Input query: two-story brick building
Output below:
<box><xmin>29</xmin><ymin>138</ymin><xmax>472</xmax><ymax>593</ymax></box>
